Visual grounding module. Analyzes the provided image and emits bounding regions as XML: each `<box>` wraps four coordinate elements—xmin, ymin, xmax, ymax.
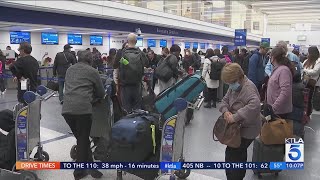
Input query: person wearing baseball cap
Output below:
<box><xmin>53</xmin><ymin>44</ymin><xmax>77</xmax><ymax>104</ymax></box>
<box><xmin>248</xmin><ymin>42</ymin><xmax>270</xmax><ymax>92</ymax></box>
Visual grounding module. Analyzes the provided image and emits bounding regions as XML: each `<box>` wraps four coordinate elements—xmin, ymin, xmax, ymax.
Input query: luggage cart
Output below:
<box><xmin>0</xmin><ymin>85</ymin><xmax>55</xmax><ymax>180</ymax></box>
<box><xmin>116</xmin><ymin>98</ymin><xmax>191</xmax><ymax>180</ymax></box>
<box><xmin>157</xmin><ymin>98</ymin><xmax>191</xmax><ymax>180</ymax></box>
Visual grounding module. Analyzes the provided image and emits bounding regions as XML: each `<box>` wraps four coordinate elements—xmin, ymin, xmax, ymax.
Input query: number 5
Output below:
<box><xmin>289</xmin><ymin>145</ymin><xmax>301</xmax><ymax>161</ymax></box>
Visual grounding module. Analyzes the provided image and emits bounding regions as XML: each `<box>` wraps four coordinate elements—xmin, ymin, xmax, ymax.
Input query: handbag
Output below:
<box><xmin>213</xmin><ymin>115</ymin><xmax>241</xmax><ymax>148</ymax></box>
<box><xmin>155</xmin><ymin>56</ymin><xmax>174</xmax><ymax>82</ymax></box>
<box><xmin>303</xmin><ymin>73</ymin><xmax>320</xmax><ymax>87</ymax></box>
<box><xmin>260</xmin><ymin>118</ymin><xmax>293</xmax><ymax>145</ymax></box>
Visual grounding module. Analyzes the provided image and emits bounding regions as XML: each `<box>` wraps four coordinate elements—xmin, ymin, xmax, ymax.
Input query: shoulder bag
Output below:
<box><xmin>212</xmin><ymin>115</ymin><xmax>241</xmax><ymax>148</ymax></box>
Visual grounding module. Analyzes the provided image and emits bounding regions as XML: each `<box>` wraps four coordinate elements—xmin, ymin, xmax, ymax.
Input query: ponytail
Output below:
<box><xmin>271</xmin><ymin>47</ymin><xmax>295</xmax><ymax>76</ymax></box>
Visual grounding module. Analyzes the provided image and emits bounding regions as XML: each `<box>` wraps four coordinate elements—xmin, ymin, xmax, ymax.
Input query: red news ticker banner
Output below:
<box><xmin>16</xmin><ymin>162</ymin><xmax>60</xmax><ymax>170</ymax></box>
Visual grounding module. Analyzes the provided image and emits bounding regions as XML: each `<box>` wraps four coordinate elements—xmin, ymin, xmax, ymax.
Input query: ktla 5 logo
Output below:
<box><xmin>285</xmin><ymin>138</ymin><xmax>304</xmax><ymax>162</ymax></box>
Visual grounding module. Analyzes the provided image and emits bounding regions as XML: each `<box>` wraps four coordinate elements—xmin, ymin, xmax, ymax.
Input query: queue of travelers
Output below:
<box><xmin>1</xmin><ymin>36</ymin><xmax>320</xmax><ymax>180</ymax></box>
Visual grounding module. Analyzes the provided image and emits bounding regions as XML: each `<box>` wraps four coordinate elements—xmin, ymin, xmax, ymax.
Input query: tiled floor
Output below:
<box><xmin>0</xmin><ymin>89</ymin><xmax>318</xmax><ymax>180</ymax></box>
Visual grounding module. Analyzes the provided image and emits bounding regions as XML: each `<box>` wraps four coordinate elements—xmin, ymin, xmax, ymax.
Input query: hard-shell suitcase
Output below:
<box><xmin>155</xmin><ymin>74</ymin><xmax>206</xmax><ymax>120</ymax></box>
<box><xmin>252</xmin><ymin>138</ymin><xmax>284</xmax><ymax>178</ymax></box>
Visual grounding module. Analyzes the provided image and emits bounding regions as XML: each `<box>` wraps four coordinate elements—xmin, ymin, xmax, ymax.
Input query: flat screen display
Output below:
<box><xmin>160</xmin><ymin>39</ymin><xmax>167</xmax><ymax>47</ymax></box>
<box><xmin>41</xmin><ymin>33</ymin><xmax>59</xmax><ymax>45</ymax></box>
<box><xmin>90</xmin><ymin>35</ymin><xmax>103</xmax><ymax>45</ymax></box>
<box><xmin>193</xmin><ymin>42</ymin><xmax>198</xmax><ymax>49</ymax></box>
<box><xmin>136</xmin><ymin>37</ymin><xmax>143</xmax><ymax>47</ymax></box>
<box><xmin>185</xmin><ymin>42</ymin><xmax>191</xmax><ymax>49</ymax></box>
<box><xmin>200</xmin><ymin>43</ymin><xmax>205</xmax><ymax>49</ymax></box>
<box><xmin>10</xmin><ymin>32</ymin><xmax>31</xmax><ymax>44</ymax></box>
<box><xmin>68</xmin><ymin>34</ymin><xmax>82</xmax><ymax>45</ymax></box>
<box><xmin>147</xmin><ymin>39</ymin><xmax>156</xmax><ymax>47</ymax></box>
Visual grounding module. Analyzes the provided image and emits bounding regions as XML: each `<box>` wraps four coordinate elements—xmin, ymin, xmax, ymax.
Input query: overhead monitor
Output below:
<box><xmin>160</xmin><ymin>39</ymin><xmax>167</xmax><ymax>47</ymax></box>
<box><xmin>185</xmin><ymin>42</ymin><xmax>191</xmax><ymax>49</ymax></box>
<box><xmin>193</xmin><ymin>42</ymin><xmax>198</xmax><ymax>49</ymax></box>
<box><xmin>90</xmin><ymin>35</ymin><xmax>103</xmax><ymax>45</ymax></box>
<box><xmin>10</xmin><ymin>32</ymin><xmax>31</xmax><ymax>44</ymax></box>
<box><xmin>147</xmin><ymin>39</ymin><xmax>156</xmax><ymax>47</ymax></box>
<box><xmin>41</xmin><ymin>33</ymin><xmax>59</xmax><ymax>45</ymax></box>
<box><xmin>68</xmin><ymin>34</ymin><xmax>82</xmax><ymax>45</ymax></box>
<box><xmin>136</xmin><ymin>37</ymin><xmax>143</xmax><ymax>47</ymax></box>
<box><xmin>200</xmin><ymin>43</ymin><xmax>206</xmax><ymax>49</ymax></box>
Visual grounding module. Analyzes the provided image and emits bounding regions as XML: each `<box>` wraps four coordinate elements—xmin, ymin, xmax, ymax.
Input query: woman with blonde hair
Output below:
<box><xmin>219</xmin><ymin>63</ymin><xmax>261</xmax><ymax>180</ymax></box>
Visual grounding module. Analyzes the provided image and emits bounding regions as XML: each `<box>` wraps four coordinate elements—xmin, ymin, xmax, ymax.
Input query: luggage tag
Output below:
<box><xmin>265</xmin><ymin>115</ymin><xmax>271</xmax><ymax>121</ymax></box>
<box><xmin>21</xmin><ymin>79</ymin><xmax>27</xmax><ymax>90</ymax></box>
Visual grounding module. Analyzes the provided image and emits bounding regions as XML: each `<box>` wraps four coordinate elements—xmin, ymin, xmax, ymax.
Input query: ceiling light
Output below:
<box><xmin>21</xmin><ymin>28</ymin><xmax>53</xmax><ymax>32</ymax></box>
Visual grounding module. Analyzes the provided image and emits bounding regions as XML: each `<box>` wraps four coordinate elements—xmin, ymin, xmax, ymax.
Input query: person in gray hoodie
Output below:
<box><xmin>62</xmin><ymin>50</ymin><xmax>105</xmax><ymax>180</ymax></box>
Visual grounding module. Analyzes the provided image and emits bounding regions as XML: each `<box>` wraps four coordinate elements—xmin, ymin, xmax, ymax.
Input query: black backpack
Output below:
<box><xmin>119</xmin><ymin>48</ymin><xmax>144</xmax><ymax>85</ymax></box>
<box><xmin>209</xmin><ymin>59</ymin><xmax>224</xmax><ymax>80</ymax></box>
<box><xmin>193</xmin><ymin>53</ymin><xmax>201</xmax><ymax>70</ymax></box>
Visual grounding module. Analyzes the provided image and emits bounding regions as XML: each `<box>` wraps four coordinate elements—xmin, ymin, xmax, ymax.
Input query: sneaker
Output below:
<box><xmin>89</xmin><ymin>169</ymin><xmax>103</xmax><ymax>178</ymax></box>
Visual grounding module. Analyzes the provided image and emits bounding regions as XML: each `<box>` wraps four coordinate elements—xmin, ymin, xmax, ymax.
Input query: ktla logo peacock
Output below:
<box><xmin>285</xmin><ymin>138</ymin><xmax>304</xmax><ymax>162</ymax></box>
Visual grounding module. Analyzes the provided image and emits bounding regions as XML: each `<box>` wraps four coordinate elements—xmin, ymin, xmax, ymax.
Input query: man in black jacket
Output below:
<box><xmin>9</xmin><ymin>42</ymin><xmax>39</xmax><ymax>105</ymax></box>
<box><xmin>53</xmin><ymin>44</ymin><xmax>77</xmax><ymax>104</ymax></box>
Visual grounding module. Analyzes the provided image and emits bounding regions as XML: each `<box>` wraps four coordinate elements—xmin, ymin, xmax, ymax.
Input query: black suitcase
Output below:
<box><xmin>252</xmin><ymin>138</ymin><xmax>284</xmax><ymax>178</ymax></box>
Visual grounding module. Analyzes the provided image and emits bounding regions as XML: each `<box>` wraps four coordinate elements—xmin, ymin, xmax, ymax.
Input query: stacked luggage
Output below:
<box><xmin>0</xmin><ymin>110</ymin><xmax>16</xmax><ymax>171</ymax></box>
<box><xmin>92</xmin><ymin>74</ymin><xmax>205</xmax><ymax>180</ymax></box>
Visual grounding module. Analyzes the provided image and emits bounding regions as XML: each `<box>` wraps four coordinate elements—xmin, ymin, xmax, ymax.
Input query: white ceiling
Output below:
<box><xmin>244</xmin><ymin>0</ymin><xmax>320</xmax><ymax>26</ymax></box>
<box><xmin>0</xmin><ymin>21</ymin><xmax>232</xmax><ymax>44</ymax></box>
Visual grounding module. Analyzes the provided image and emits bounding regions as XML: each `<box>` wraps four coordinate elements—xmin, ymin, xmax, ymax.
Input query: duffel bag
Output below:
<box><xmin>0</xmin><ymin>129</ymin><xmax>16</xmax><ymax>170</ymax></box>
<box><xmin>155</xmin><ymin>74</ymin><xmax>206</xmax><ymax>120</ymax></box>
<box><xmin>107</xmin><ymin>110</ymin><xmax>161</xmax><ymax>162</ymax></box>
<box><xmin>260</xmin><ymin>118</ymin><xmax>293</xmax><ymax>145</ymax></box>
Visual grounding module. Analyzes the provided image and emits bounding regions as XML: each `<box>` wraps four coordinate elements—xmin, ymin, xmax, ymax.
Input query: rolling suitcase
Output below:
<box><xmin>155</xmin><ymin>74</ymin><xmax>206</xmax><ymax>120</ymax></box>
<box><xmin>252</xmin><ymin>137</ymin><xmax>284</xmax><ymax>178</ymax></box>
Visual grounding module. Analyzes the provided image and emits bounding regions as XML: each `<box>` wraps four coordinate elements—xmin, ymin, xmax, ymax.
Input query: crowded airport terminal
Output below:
<box><xmin>0</xmin><ymin>0</ymin><xmax>318</xmax><ymax>180</ymax></box>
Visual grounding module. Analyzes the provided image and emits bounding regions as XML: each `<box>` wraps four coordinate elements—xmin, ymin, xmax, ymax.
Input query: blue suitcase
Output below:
<box><xmin>155</xmin><ymin>74</ymin><xmax>206</xmax><ymax>120</ymax></box>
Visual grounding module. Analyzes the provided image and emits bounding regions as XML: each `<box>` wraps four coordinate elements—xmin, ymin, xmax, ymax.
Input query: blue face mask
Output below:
<box><xmin>229</xmin><ymin>82</ymin><xmax>241</xmax><ymax>91</ymax></box>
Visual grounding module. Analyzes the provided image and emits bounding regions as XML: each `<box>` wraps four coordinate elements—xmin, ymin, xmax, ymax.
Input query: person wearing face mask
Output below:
<box><xmin>219</xmin><ymin>63</ymin><xmax>261</xmax><ymax>180</ymax></box>
<box><xmin>62</xmin><ymin>50</ymin><xmax>105</xmax><ymax>180</ymax></box>
<box><xmin>267</xmin><ymin>47</ymin><xmax>294</xmax><ymax>119</ymax></box>
<box><xmin>182</xmin><ymin>49</ymin><xmax>196</xmax><ymax>72</ymax></box>
<box><xmin>265</xmin><ymin>41</ymin><xmax>302</xmax><ymax>77</ymax></box>
<box><xmin>9</xmin><ymin>42</ymin><xmax>39</xmax><ymax>105</ymax></box>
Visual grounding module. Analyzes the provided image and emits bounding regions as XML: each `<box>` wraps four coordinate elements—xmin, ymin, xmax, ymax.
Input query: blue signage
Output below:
<box><xmin>10</xmin><ymin>32</ymin><xmax>31</xmax><ymax>44</ymax></box>
<box><xmin>200</xmin><ymin>43</ymin><xmax>205</xmax><ymax>49</ymax></box>
<box><xmin>41</xmin><ymin>33</ymin><xmax>58</xmax><ymax>45</ymax></box>
<box><xmin>193</xmin><ymin>42</ymin><xmax>198</xmax><ymax>49</ymax></box>
<box><xmin>90</xmin><ymin>35</ymin><xmax>103</xmax><ymax>45</ymax></box>
<box><xmin>160</xmin><ymin>39</ymin><xmax>167</xmax><ymax>47</ymax></box>
<box><xmin>185</xmin><ymin>42</ymin><xmax>191</xmax><ymax>49</ymax></box>
<box><xmin>234</xmin><ymin>29</ymin><xmax>247</xmax><ymax>46</ymax></box>
<box><xmin>136</xmin><ymin>37</ymin><xmax>143</xmax><ymax>47</ymax></box>
<box><xmin>147</xmin><ymin>39</ymin><xmax>156</xmax><ymax>47</ymax></box>
<box><xmin>261</xmin><ymin>38</ymin><xmax>270</xmax><ymax>47</ymax></box>
<box><xmin>68</xmin><ymin>34</ymin><xmax>82</xmax><ymax>45</ymax></box>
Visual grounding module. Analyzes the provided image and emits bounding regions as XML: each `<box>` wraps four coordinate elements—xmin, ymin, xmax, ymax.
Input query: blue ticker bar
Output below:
<box><xmin>270</xmin><ymin>162</ymin><xmax>286</xmax><ymax>170</ymax></box>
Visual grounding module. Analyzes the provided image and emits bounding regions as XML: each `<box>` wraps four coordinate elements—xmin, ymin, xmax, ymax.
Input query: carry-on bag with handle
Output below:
<box><xmin>212</xmin><ymin>115</ymin><xmax>241</xmax><ymax>148</ymax></box>
<box><xmin>252</xmin><ymin>137</ymin><xmax>284</xmax><ymax>178</ymax></box>
<box><xmin>260</xmin><ymin>118</ymin><xmax>293</xmax><ymax>145</ymax></box>
<box><xmin>155</xmin><ymin>74</ymin><xmax>206</xmax><ymax>120</ymax></box>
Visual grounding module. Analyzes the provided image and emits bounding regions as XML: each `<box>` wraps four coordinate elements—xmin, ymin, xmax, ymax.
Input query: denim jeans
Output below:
<box><xmin>58</xmin><ymin>79</ymin><xmax>65</xmax><ymax>102</ymax></box>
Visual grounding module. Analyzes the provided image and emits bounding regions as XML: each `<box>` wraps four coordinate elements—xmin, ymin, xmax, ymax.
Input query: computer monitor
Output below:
<box><xmin>147</xmin><ymin>39</ymin><xmax>156</xmax><ymax>47</ymax></box>
<box><xmin>68</xmin><ymin>34</ymin><xmax>82</xmax><ymax>45</ymax></box>
<box><xmin>136</xmin><ymin>38</ymin><xmax>143</xmax><ymax>47</ymax></box>
<box><xmin>10</xmin><ymin>32</ymin><xmax>31</xmax><ymax>44</ymax></box>
<box><xmin>90</xmin><ymin>35</ymin><xmax>103</xmax><ymax>46</ymax></box>
<box><xmin>41</xmin><ymin>33</ymin><xmax>59</xmax><ymax>45</ymax></box>
<box><xmin>160</xmin><ymin>40</ymin><xmax>167</xmax><ymax>47</ymax></box>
